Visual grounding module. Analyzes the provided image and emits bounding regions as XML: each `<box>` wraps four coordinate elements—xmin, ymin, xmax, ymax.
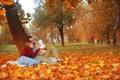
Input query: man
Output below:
<box><xmin>18</xmin><ymin>36</ymin><xmax>41</xmax><ymax>66</ymax></box>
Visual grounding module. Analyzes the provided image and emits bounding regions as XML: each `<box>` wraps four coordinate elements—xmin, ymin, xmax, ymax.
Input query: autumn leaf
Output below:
<box><xmin>99</xmin><ymin>60</ymin><xmax>105</xmax><ymax>68</ymax></box>
<box><xmin>12</xmin><ymin>68</ymin><xmax>22</xmax><ymax>77</ymax></box>
<box><xmin>0</xmin><ymin>71</ymin><xmax>8</xmax><ymax>79</ymax></box>
<box><xmin>101</xmin><ymin>75</ymin><xmax>110</xmax><ymax>79</ymax></box>
<box><xmin>0</xmin><ymin>10</ymin><xmax>6</xmax><ymax>15</ymax></box>
<box><xmin>112</xmin><ymin>63</ymin><xmax>119</xmax><ymax>68</ymax></box>
<box><xmin>71</xmin><ymin>65</ymin><xmax>78</xmax><ymax>70</ymax></box>
<box><xmin>47</xmin><ymin>69</ymin><xmax>51</xmax><ymax>74</ymax></box>
<box><xmin>23</xmin><ymin>70</ymin><xmax>31</xmax><ymax>77</ymax></box>
<box><xmin>84</xmin><ymin>64</ymin><xmax>90</xmax><ymax>69</ymax></box>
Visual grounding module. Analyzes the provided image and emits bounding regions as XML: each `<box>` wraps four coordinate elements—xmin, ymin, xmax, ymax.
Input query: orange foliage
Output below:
<box><xmin>0</xmin><ymin>9</ymin><xmax>6</xmax><ymax>16</ymax></box>
<box><xmin>63</xmin><ymin>0</ymin><xmax>79</xmax><ymax>9</ymax></box>
<box><xmin>0</xmin><ymin>0</ymin><xmax>13</xmax><ymax>24</ymax></box>
<box><xmin>0</xmin><ymin>9</ymin><xmax>7</xmax><ymax>25</ymax></box>
<box><xmin>72</xmin><ymin>1</ymin><xmax>119</xmax><ymax>42</ymax></box>
<box><xmin>0</xmin><ymin>52</ymin><xmax>120</xmax><ymax>80</ymax></box>
<box><xmin>0</xmin><ymin>0</ymin><xmax>13</xmax><ymax>5</ymax></box>
<box><xmin>46</xmin><ymin>0</ymin><xmax>79</xmax><ymax>10</ymax></box>
<box><xmin>46</xmin><ymin>0</ymin><xmax>56</xmax><ymax>10</ymax></box>
<box><xmin>73</xmin><ymin>17</ymin><xmax>92</xmax><ymax>42</ymax></box>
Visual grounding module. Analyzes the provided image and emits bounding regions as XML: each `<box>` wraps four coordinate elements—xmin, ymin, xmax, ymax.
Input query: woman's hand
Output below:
<box><xmin>40</xmin><ymin>52</ymin><xmax>45</xmax><ymax>56</ymax></box>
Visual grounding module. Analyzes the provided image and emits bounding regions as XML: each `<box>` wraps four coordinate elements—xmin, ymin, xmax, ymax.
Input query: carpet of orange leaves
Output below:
<box><xmin>0</xmin><ymin>52</ymin><xmax>120</xmax><ymax>80</ymax></box>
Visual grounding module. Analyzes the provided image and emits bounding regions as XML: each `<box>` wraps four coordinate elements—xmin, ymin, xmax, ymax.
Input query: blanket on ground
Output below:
<box><xmin>1</xmin><ymin>57</ymin><xmax>57</xmax><ymax>67</ymax></box>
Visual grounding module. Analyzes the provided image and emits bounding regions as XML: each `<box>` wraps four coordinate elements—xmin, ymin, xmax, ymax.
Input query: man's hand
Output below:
<box><xmin>40</xmin><ymin>48</ymin><xmax>47</xmax><ymax>50</ymax></box>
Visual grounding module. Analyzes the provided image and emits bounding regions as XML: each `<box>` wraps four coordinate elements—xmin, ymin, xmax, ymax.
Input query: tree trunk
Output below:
<box><xmin>5</xmin><ymin>5</ymin><xmax>28</xmax><ymax>53</ymax></box>
<box><xmin>113</xmin><ymin>28</ymin><xmax>117</xmax><ymax>45</ymax></box>
<box><xmin>91</xmin><ymin>36</ymin><xmax>94</xmax><ymax>44</ymax></box>
<box><xmin>58</xmin><ymin>24</ymin><xmax>64</xmax><ymax>46</ymax></box>
<box><xmin>57</xmin><ymin>34</ymin><xmax>60</xmax><ymax>43</ymax></box>
<box><xmin>51</xmin><ymin>26</ymin><xmax>54</xmax><ymax>45</ymax></box>
<box><xmin>68</xmin><ymin>26</ymin><xmax>71</xmax><ymax>43</ymax></box>
<box><xmin>113</xmin><ymin>3</ymin><xmax>120</xmax><ymax>45</ymax></box>
<box><xmin>107</xmin><ymin>32</ymin><xmax>110</xmax><ymax>45</ymax></box>
<box><xmin>113</xmin><ymin>15</ymin><xmax>119</xmax><ymax>45</ymax></box>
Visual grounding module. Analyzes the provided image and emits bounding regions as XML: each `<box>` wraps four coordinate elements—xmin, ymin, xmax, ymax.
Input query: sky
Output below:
<box><xmin>19</xmin><ymin>0</ymin><xmax>36</xmax><ymax>13</ymax></box>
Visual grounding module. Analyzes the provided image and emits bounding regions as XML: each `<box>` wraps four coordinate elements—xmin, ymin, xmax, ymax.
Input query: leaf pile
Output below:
<box><xmin>0</xmin><ymin>52</ymin><xmax>120</xmax><ymax>80</ymax></box>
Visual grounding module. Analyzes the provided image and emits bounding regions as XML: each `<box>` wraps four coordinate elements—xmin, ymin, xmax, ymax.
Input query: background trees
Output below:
<box><xmin>72</xmin><ymin>0</ymin><xmax>120</xmax><ymax>44</ymax></box>
<box><xmin>33</xmin><ymin>0</ymin><xmax>79</xmax><ymax>46</ymax></box>
<box><xmin>0</xmin><ymin>0</ymin><xmax>120</xmax><ymax>53</ymax></box>
<box><xmin>31</xmin><ymin>0</ymin><xmax>120</xmax><ymax>45</ymax></box>
<box><xmin>89</xmin><ymin>0</ymin><xmax>119</xmax><ymax>45</ymax></box>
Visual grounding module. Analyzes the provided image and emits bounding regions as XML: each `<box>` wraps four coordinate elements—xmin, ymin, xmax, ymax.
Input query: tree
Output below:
<box><xmin>33</xmin><ymin>0</ymin><xmax>79</xmax><ymax>46</ymax></box>
<box><xmin>72</xmin><ymin>0</ymin><xmax>119</xmax><ymax>44</ymax></box>
<box><xmin>0</xmin><ymin>0</ymin><xmax>28</xmax><ymax>53</ymax></box>
<box><xmin>112</xmin><ymin>0</ymin><xmax>120</xmax><ymax>45</ymax></box>
<box><xmin>87</xmin><ymin>0</ymin><xmax>120</xmax><ymax>45</ymax></box>
<box><xmin>83</xmin><ymin>0</ymin><xmax>119</xmax><ymax>44</ymax></box>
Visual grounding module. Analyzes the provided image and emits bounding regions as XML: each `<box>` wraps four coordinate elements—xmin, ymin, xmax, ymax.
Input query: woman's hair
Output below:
<box><xmin>27</xmin><ymin>36</ymin><xmax>32</xmax><ymax>41</ymax></box>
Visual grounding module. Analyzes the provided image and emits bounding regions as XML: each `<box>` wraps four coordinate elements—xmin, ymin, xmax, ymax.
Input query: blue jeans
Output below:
<box><xmin>18</xmin><ymin>56</ymin><xmax>41</xmax><ymax>66</ymax></box>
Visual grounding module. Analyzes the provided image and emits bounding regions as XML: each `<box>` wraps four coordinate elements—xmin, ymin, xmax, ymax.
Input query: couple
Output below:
<box><xmin>18</xmin><ymin>36</ymin><xmax>61</xmax><ymax>66</ymax></box>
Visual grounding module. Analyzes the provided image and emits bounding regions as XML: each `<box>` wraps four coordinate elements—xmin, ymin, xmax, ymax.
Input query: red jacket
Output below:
<box><xmin>20</xmin><ymin>46</ymin><xmax>40</xmax><ymax>58</ymax></box>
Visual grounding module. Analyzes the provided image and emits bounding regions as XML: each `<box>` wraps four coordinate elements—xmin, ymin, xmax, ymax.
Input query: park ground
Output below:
<box><xmin>0</xmin><ymin>43</ymin><xmax>120</xmax><ymax>80</ymax></box>
<box><xmin>0</xmin><ymin>43</ymin><xmax>120</xmax><ymax>55</ymax></box>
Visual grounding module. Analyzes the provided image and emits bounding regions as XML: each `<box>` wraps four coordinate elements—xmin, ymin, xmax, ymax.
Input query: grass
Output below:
<box><xmin>0</xmin><ymin>44</ymin><xmax>18</xmax><ymax>55</ymax></box>
<box><xmin>0</xmin><ymin>43</ymin><xmax>120</xmax><ymax>56</ymax></box>
<box><xmin>53</xmin><ymin>43</ymin><xmax>120</xmax><ymax>55</ymax></box>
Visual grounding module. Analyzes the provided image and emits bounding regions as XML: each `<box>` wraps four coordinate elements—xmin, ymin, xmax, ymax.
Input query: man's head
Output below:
<box><xmin>27</xmin><ymin>36</ymin><xmax>34</xmax><ymax>43</ymax></box>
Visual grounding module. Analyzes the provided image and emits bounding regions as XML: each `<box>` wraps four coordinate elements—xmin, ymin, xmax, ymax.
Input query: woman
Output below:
<box><xmin>18</xmin><ymin>36</ymin><xmax>41</xmax><ymax>66</ymax></box>
<box><xmin>34</xmin><ymin>39</ymin><xmax>62</xmax><ymax>64</ymax></box>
